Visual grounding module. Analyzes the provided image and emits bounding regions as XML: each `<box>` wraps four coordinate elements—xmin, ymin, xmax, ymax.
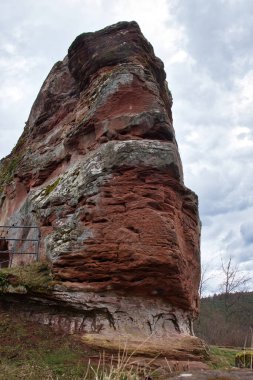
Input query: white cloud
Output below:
<box><xmin>0</xmin><ymin>85</ymin><xmax>23</xmax><ymax>105</ymax></box>
<box><xmin>2</xmin><ymin>42</ymin><xmax>16</xmax><ymax>54</ymax></box>
<box><xmin>231</xmin><ymin>70</ymin><xmax>253</xmax><ymax>121</ymax></box>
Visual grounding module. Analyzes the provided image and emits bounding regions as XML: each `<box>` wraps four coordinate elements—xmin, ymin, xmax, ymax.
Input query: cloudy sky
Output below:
<box><xmin>0</xmin><ymin>0</ymin><xmax>252</xmax><ymax>294</ymax></box>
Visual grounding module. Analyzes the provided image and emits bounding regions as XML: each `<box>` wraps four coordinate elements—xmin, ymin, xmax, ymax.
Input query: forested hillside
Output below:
<box><xmin>195</xmin><ymin>292</ymin><xmax>253</xmax><ymax>347</ymax></box>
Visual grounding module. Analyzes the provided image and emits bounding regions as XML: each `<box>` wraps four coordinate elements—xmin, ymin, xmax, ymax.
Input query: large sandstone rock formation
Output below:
<box><xmin>0</xmin><ymin>21</ymin><xmax>204</xmax><ymax>359</ymax></box>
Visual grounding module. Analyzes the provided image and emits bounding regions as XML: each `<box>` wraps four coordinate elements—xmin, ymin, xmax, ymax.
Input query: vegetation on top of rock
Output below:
<box><xmin>0</xmin><ymin>122</ymin><xmax>29</xmax><ymax>194</ymax></box>
<box><xmin>0</xmin><ymin>262</ymin><xmax>53</xmax><ymax>293</ymax></box>
<box><xmin>0</xmin><ymin>155</ymin><xmax>22</xmax><ymax>193</ymax></box>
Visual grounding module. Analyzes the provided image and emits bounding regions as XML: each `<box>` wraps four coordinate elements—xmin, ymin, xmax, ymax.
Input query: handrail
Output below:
<box><xmin>0</xmin><ymin>225</ymin><xmax>40</xmax><ymax>229</ymax></box>
<box><xmin>0</xmin><ymin>238</ymin><xmax>39</xmax><ymax>242</ymax></box>
<box><xmin>0</xmin><ymin>225</ymin><xmax>41</xmax><ymax>267</ymax></box>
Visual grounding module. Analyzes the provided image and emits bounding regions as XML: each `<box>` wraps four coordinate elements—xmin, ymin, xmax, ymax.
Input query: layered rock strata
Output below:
<box><xmin>0</xmin><ymin>21</ymin><xmax>203</xmax><ymax>358</ymax></box>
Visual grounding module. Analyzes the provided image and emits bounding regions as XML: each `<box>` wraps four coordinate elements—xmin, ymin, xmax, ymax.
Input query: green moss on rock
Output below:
<box><xmin>42</xmin><ymin>178</ymin><xmax>61</xmax><ymax>197</ymax></box>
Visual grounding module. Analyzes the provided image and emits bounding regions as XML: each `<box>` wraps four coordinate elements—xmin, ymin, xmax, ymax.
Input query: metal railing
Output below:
<box><xmin>0</xmin><ymin>225</ymin><xmax>40</xmax><ymax>267</ymax></box>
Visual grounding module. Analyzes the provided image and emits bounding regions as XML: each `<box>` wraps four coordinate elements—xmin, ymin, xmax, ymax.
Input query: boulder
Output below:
<box><xmin>0</xmin><ymin>21</ymin><xmax>205</xmax><ymax>360</ymax></box>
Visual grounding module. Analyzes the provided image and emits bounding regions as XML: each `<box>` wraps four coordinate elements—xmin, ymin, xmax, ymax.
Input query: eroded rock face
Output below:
<box><xmin>0</xmin><ymin>21</ymin><xmax>202</xmax><ymax>358</ymax></box>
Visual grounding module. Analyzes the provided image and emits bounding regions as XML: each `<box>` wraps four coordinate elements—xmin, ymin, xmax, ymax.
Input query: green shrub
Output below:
<box><xmin>0</xmin><ymin>272</ymin><xmax>9</xmax><ymax>291</ymax></box>
<box><xmin>0</xmin><ymin>262</ymin><xmax>53</xmax><ymax>293</ymax></box>
<box><xmin>235</xmin><ymin>350</ymin><xmax>253</xmax><ymax>368</ymax></box>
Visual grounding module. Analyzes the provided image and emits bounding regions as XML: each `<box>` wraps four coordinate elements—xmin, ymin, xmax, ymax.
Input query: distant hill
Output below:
<box><xmin>194</xmin><ymin>292</ymin><xmax>253</xmax><ymax>347</ymax></box>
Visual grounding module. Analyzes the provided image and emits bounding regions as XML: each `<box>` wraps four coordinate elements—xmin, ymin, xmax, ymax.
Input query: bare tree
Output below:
<box><xmin>195</xmin><ymin>258</ymin><xmax>252</xmax><ymax>345</ymax></box>
<box><xmin>220</xmin><ymin>256</ymin><xmax>250</xmax><ymax>294</ymax></box>
<box><xmin>220</xmin><ymin>256</ymin><xmax>251</xmax><ymax>320</ymax></box>
<box><xmin>199</xmin><ymin>264</ymin><xmax>214</xmax><ymax>298</ymax></box>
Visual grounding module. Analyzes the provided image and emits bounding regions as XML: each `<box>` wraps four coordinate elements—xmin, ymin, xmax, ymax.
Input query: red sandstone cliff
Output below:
<box><xmin>0</xmin><ymin>21</ymin><xmax>204</xmax><ymax>359</ymax></box>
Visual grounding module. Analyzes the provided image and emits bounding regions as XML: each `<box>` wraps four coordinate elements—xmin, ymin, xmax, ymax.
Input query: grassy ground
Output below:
<box><xmin>0</xmin><ymin>309</ymin><xmax>163</xmax><ymax>379</ymax></box>
<box><xmin>0</xmin><ymin>310</ymin><xmax>98</xmax><ymax>379</ymax></box>
<box><xmin>208</xmin><ymin>346</ymin><xmax>238</xmax><ymax>369</ymax></box>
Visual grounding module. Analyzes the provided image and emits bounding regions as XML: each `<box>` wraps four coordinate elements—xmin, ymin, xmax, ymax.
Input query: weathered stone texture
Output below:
<box><xmin>0</xmin><ymin>21</ymin><xmax>202</xmax><ymax>359</ymax></box>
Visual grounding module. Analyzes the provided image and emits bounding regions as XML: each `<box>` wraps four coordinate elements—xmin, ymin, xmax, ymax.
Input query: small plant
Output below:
<box><xmin>235</xmin><ymin>350</ymin><xmax>253</xmax><ymax>368</ymax></box>
<box><xmin>81</xmin><ymin>350</ymin><xmax>153</xmax><ymax>380</ymax></box>
<box><xmin>43</xmin><ymin>178</ymin><xmax>61</xmax><ymax>196</ymax></box>
<box><xmin>235</xmin><ymin>327</ymin><xmax>253</xmax><ymax>368</ymax></box>
<box><xmin>0</xmin><ymin>272</ymin><xmax>9</xmax><ymax>292</ymax></box>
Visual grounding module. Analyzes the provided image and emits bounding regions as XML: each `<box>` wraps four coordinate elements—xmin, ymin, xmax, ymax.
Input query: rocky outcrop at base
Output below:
<box><xmin>0</xmin><ymin>21</ymin><xmax>203</xmax><ymax>360</ymax></box>
<box><xmin>0</xmin><ymin>290</ymin><xmax>207</xmax><ymax>361</ymax></box>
